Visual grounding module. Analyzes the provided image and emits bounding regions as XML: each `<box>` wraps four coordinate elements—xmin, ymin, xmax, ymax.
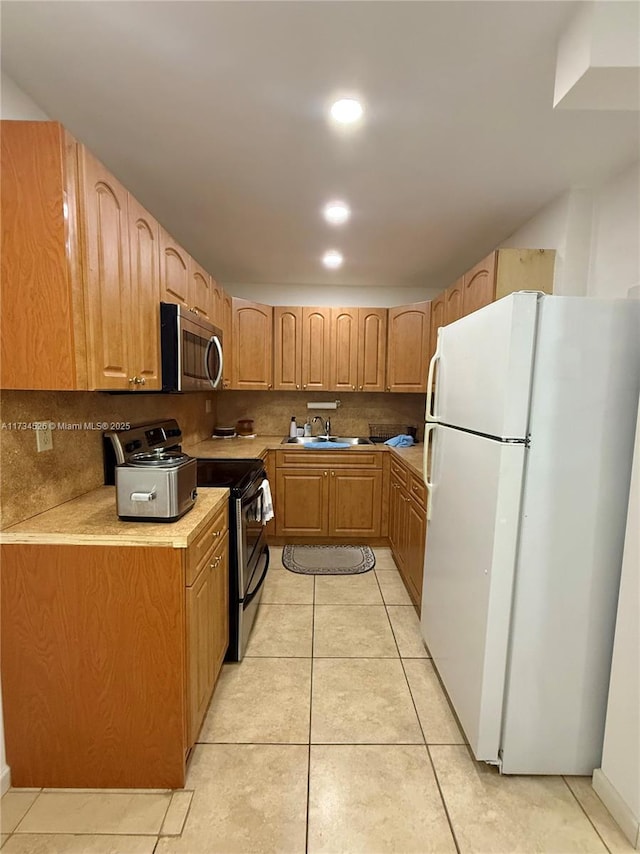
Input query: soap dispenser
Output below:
<box><xmin>289</xmin><ymin>416</ymin><xmax>298</xmax><ymax>438</ymax></box>
<box><xmin>303</xmin><ymin>418</ymin><xmax>312</xmax><ymax>437</ymax></box>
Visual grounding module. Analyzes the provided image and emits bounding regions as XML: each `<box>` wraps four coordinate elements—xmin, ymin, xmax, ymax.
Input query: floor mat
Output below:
<box><xmin>282</xmin><ymin>544</ymin><xmax>376</xmax><ymax>575</ymax></box>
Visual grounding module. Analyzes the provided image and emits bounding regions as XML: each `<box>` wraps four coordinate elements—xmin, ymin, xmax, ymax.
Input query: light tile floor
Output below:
<box><xmin>0</xmin><ymin>546</ymin><xmax>635</xmax><ymax>853</ymax></box>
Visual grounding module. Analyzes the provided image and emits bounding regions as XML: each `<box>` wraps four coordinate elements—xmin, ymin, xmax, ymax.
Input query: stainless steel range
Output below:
<box><xmin>103</xmin><ymin>420</ymin><xmax>271</xmax><ymax>661</ymax></box>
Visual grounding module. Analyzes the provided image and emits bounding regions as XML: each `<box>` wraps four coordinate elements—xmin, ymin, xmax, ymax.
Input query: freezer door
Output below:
<box><xmin>427</xmin><ymin>292</ymin><xmax>538</xmax><ymax>439</ymax></box>
<box><xmin>420</xmin><ymin>425</ymin><xmax>526</xmax><ymax>762</ymax></box>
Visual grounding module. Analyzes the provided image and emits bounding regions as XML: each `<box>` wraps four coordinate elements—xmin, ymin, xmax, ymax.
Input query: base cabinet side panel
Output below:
<box><xmin>0</xmin><ymin>544</ymin><xmax>186</xmax><ymax>789</ymax></box>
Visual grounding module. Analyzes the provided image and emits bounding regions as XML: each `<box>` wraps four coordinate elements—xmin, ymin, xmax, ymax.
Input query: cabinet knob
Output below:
<box><xmin>324</xmin><ymin>471</ymin><xmax>328</xmax><ymax>477</ymax></box>
<box><xmin>360</xmin><ymin>385</ymin><xmax>363</xmax><ymax>390</ymax></box>
<box><xmin>128</xmin><ymin>377</ymin><xmax>135</xmax><ymax>384</ymax></box>
<box><xmin>268</xmin><ymin>383</ymin><xmax>273</xmax><ymax>389</ymax></box>
<box><xmin>386</xmin><ymin>386</ymin><xmax>391</xmax><ymax>391</ymax></box>
<box><xmin>331</xmin><ymin>471</ymin><xmax>335</xmax><ymax>476</ymax></box>
<box><xmin>303</xmin><ymin>384</ymin><xmax>307</xmax><ymax>389</ymax></box>
<box><xmin>210</xmin><ymin>555</ymin><xmax>222</xmax><ymax>569</ymax></box>
<box><xmin>296</xmin><ymin>384</ymin><xmax>300</xmax><ymax>389</ymax></box>
<box><xmin>352</xmin><ymin>385</ymin><xmax>356</xmax><ymax>390</ymax></box>
<box><xmin>212</xmin><ymin>530</ymin><xmax>222</xmax><ymax>538</ymax></box>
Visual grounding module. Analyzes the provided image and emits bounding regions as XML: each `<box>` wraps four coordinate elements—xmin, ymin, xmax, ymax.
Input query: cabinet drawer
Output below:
<box><xmin>409</xmin><ymin>474</ymin><xmax>427</xmax><ymax>510</ymax></box>
<box><xmin>390</xmin><ymin>457</ymin><xmax>409</xmax><ymax>489</ymax></box>
<box><xmin>276</xmin><ymin>450</ymin><xmax>382</xmax><ymax>469</ymax></box>
<box><xmin>186</xmin><ymin>503</ymin><xmax>228</xmax><ymax>586</ymax></box>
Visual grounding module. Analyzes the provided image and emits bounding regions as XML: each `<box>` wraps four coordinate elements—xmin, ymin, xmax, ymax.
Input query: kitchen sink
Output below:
<box><xmin>281</xmin><ymin>436</ymin><xmax>373</xmax><ymax>445</ymax></box>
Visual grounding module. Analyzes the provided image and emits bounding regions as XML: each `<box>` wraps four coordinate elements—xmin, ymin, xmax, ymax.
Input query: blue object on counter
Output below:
<box><xmin>305</xmin><ymin>441</ymin><xmax>351</xmax><ymax>449</ymax></box>
<box><xmin>384</xmin><ymin>434</ymin><xmax>415</xmax><ymax>447</ymax></box>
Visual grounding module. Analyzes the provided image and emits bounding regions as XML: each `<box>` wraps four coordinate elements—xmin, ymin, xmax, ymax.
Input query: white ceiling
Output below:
<box><xmin>2</xmin><ymin>1</ymin><xmax>638</xmax><ymax>291</ymax></box>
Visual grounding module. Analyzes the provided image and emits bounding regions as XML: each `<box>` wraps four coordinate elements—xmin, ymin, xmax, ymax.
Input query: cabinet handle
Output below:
<box><xmin>128</xmin><ymin>377</ymin><xmax>135</xmax><ymax>384</ymax></box>
<box><xmin>211</xmin><ymin>530</ymin><xmax>222</xmax><ymax>538</ymax></box>
<box><xmin>210</xmin><ymin>555</ymin><xmax>222</xmax><ymax>569</ymax></box>
<box><xmin>134</xmin><ymin>376</ymin><xmax>146</xmax><ymax>385</ymax></box>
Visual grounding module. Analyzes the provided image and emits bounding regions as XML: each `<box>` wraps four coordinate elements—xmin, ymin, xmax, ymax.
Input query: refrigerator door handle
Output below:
<box><xmin>426</xmin><ymin>329</ymin><xmax>442</xmax><ymax>423</ymax></box>
<box><xmin>423</xmin><ymin>423</ymin><xmax>437</xmax><ymax>520</ymax></box>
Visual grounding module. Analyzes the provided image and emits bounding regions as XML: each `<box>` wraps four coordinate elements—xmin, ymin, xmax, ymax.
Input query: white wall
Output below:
<box><xmin>0</xmin><ymin>72</ymin><xmax>49</xmax><ymax>120</ymax></box>
<box><xmin>501</xmin><ymin>159</ymin><xmax>640</xmax><ymax>299</ymax></box>
<box><xmin>224</xmin><ymin>283</ymin><xmax>439</xmax><ymax>307</ymax></box>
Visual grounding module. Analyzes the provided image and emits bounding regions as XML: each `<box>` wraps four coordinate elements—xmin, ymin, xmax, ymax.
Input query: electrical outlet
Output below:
<box><xmin>205</xmin><ymin>399</ymin><xmax>212</xmax><ymax>413</ymax></box>
<box><xmin>36</xmin><ymin>422</ymin><xmax>53</xmax><ymax>452</ymax></box>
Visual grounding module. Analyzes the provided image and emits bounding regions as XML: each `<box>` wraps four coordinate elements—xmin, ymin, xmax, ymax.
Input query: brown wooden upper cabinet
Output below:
<box><xmin>273</xmin><ymin>307</ymin><xmax>303</xmax><ymax>391</ymax></box>
<box><xmin>231</xmin><ymin>298</ymin><xmax>273</xmax><ymax>390</ymax></box>
<box><xmin>357</xmin><ymin>308</ymin><xmax>387</xmax><ymax>392</ymax></box>
<box><xmin>126</xmin><ymin>195</ymin><xmax>162</xmax><ymax>390</ymax></box>
<box><xmin>330</xmin><ymin>308</ymin><xmax>359</xmax><ymax>392</ymax></box>
<box><xmin>462</xmin><ymin>249</ymin><xmax>555</xmax><ymax>317</ymax></box>
<box><xmin>302</xmin><ymin>307</ymin><xmax>331</xmax><ymax>391</ymax></box>
<box><xmin>211</xmin><ymin>280</ymin><xmax>223</xmax><ymax>328</ymax></box>
<box><xmin>444</xmin><ymin>278</ymin><xmax>464</xmax><ymax>325</ymax></box>
<box><xmin>189</xmin><ymin>259</ymin><xmax>213</xmax><ymax>322</ymax></box>
<box><xmin>159</xmin><ymin>228</ymin><xmax>190</xmax><ymax>309</ymax></box>
<box><xmin>221</xmin><ymin>290</ymin><xmax>233</xmax><ymax>389</ymax></box>
<box><xmin>386</xmin><ymin>302</ymin><xmax>431</xmax><ymax>393</ymax></box>
<box><xmin>1</xmin><ymin>121</ymin><xmax>86</xmax><ymax>390</ymax></box>
<box><xmin>428</xmin><ymin>292</ymin><xmax>446</xmax><ymax>367</ymax></box>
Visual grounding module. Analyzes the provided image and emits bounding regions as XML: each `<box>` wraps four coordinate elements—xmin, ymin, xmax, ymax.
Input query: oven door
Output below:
<box><xmin>237</xmin><ymin>476</ymin><xmax>268</xmax><ymax>598</ymax></box>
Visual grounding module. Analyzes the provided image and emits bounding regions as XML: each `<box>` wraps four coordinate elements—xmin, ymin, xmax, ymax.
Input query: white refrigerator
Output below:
<box><xmin>420</xmin><ymin>292</ymin><xmax>640</xmax><ymax>775</ymax></box>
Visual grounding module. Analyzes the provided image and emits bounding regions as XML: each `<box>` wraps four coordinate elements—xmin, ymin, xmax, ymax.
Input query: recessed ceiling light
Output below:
<box><xmin>323</xmin><ymin>201</ymin><xmax>351</xmax><ymax>225</ymax></box>
<box><xmin>330</xmin><ymin>98</ymin><xmax>364</xmax><ymax>124</ymax></box>
<box><xmin>322</xmin><ymin>250</ymin><xmax>344</xmax><ymax>269</ymax></box>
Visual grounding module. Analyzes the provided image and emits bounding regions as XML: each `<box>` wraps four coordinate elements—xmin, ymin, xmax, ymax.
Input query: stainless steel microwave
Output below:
<box><xmin>160</xmin><ymin>303</ymin><xmax>223</xmax><ymax>392</ymax></box>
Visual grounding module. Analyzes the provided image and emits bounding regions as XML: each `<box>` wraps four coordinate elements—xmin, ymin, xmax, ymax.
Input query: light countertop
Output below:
<box><xmin>0</xmin><ymin>486</ymin><xmax>229</xmax><ymax>548</ymax></box>
<box><xmin>187</xmin><ymin>435</ymin><xmax>425</xmax><ymax>479</ymax></box>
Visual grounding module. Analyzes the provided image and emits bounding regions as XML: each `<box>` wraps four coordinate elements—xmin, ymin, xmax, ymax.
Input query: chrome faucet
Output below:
<box><xmin>312</xmin><ymin>415</ymin><xmax>331</xmax><ymax>437</ymax></box>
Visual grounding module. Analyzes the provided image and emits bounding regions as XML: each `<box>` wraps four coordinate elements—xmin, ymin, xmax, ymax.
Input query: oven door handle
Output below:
<box><xmin>244</xmin><ymin>546</ymin><xmax>270</xmax><ymax>608</ymax></box>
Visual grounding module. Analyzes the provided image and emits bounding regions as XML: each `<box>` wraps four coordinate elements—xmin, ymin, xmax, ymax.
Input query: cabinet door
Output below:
<box><xmin>444</xmin><ymin>278</ymin><xmax>464</xmax><ymax>325</ymax></box>
<box><xmin>273</xmin><ymin>307</ymin><xmax>302</xmax><ymax>391</ymax></box>
<box><xmin>386</xmin><ymin>302</ymin><xmax>431</xmax><ymax>393</ymax></box>
<box><xmin>462</xmin><ymin>253</ymin><xmax>496</xmax><ymax>317</ymax></box>
<box><xmin>357</xmin><ymin>308</ymin><xmax>387</xmax><ymax>392</ymax></box>
<box><xmin>302</xmin><ymin>307</ymin><xmax>331</xmax><ymax>391</ymax></box>
<box><xmin>1</xmin><ymin>121</ymin><xmax>85</xmax><ymax>390</ymax></box>
<box><xmin>80</xmin><ymin>147</ymin><xmax>132</xmax><ymax>390</ymax></box>
<box><xmin>231</xmin><ymin>298</ymin><xmax>273</xmax><ymax>390</ymax></box>
<box><xmin>329</xmin><ymin>469</ymin><xmax>383</xmax><ymax>537</ymax></box>
<box><xmin>211</xmin><ymin>534</ymin><xmax>229</xmax><ymax>677</ymax></box>
<box><xmin>186</xmin><ymin>562</ymin><xmax>216</xmax><ymax>747</ymax></box>
<box><xmin>211</xmin><ymin>280</ymin><xmax>223</xmax><ymax>328</ymax></box>
<box><xmin>221</xmin><ymin>290</ymin><xmax>233</xmax><ymax>389</ymax></box>
<box><xmin>159</xmin><ymin>227</ymin><xmax>189</xmax><ymax>307</ymax></box>
<box><xmin>330</xmin><ymin>308</ymin><xmax>358</xmax><ymax>392</ymax></box>
<box><xmin>428</xmin><ymin>294</ymin><xmax>446</xmax><ymax>367</ymax></box>
<box><xmin>189</xmin><ymin>258</ymin><xmax>213</xmax><ymax>321</ymax></box>
<box><xmin>405</xmin><ymin>495</ymin><xmax>426</xmax><ymax>609</ymax></box>
<box><xmin>275</xmin><ymin>469</ymin><xmax>329</xmax><ymax>536</ymax></box>
<box><xmin>128</xmin><ymin>196</ymin><xmax>161</xmax><ymax>390</ymax></box>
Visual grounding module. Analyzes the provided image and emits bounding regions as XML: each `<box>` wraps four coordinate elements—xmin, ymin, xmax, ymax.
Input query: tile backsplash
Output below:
<box><xmin>0</xmin><ymin>390</ymin><xmax>217</xmax><ymax>527</ymax></box>
<box><xmin>215</xmin><ymin>391</ymin><xmax>425</xmax><ymax>442</ymax></box>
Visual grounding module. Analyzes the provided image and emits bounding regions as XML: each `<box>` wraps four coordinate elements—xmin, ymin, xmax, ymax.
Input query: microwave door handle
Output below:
<box><xmin>205</xmin><ymin>335</ymin><xmax>223</xmax><ymax>389</ymax></box>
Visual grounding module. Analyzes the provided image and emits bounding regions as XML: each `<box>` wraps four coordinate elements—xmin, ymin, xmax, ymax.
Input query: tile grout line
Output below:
<box><xmin>397</xmin><ymin>636</ymin><xmax>462</xmax><ymax>854</ymax></box>
<box><xmin>10</xmin><ymin>789</ymin><xmax>43</xmax><ymax>835</ymax></box>
<box><xmin>562</xmin><ymin>775</ymin><xmax>614</xmax><ymax>854</ymax></box>
<box><xmin>304</xmin><ymin>573</ymin><xmax>316</xmax><ymax>854</ymax></box>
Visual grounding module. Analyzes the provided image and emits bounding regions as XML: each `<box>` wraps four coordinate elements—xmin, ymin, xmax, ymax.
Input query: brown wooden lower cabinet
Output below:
<box><xmin>274</xmin><ymin>451</ymin><xmax>384</xmax><ymax>540</ymax></box>
<box><xmin>389</xmin><ymin>458</ymin><xmax>427</xmax><ymax>610</ymax></box>
<box><xmin>0</xmin><ymin>507</ymin><xmax>228</xmax><ymax>789</ymax></box>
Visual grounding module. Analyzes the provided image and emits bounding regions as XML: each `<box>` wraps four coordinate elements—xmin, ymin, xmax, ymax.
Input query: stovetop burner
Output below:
<box><xmin>196</xmin><ymin>458</ymin><xmax>265</xmax><ymax>496</ymax></box>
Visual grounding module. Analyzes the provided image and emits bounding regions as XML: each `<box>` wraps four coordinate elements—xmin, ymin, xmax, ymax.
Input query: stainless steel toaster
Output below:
<box><xmin>115</xmin><ymin>456</ymin><xmax>197</xmax><ymax>522</ymax></box>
